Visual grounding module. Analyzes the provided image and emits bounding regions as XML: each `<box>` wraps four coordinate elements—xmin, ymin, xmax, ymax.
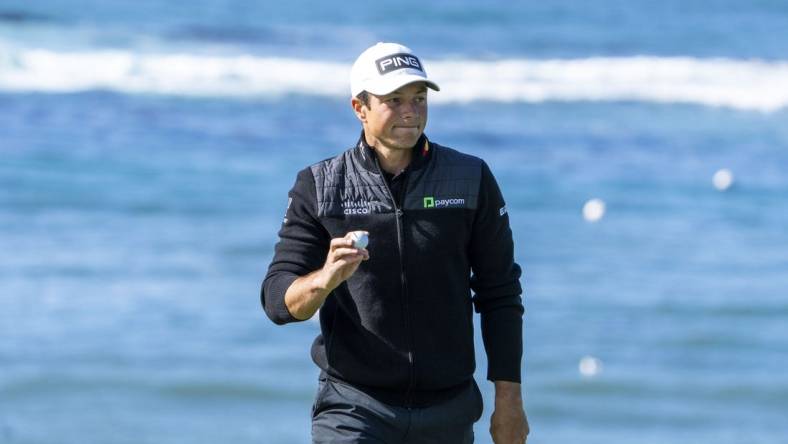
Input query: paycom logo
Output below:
<box><xmin>423</xmin><ymin>196</ymin><xmax>465</xmax><ymax>208</ymax></box>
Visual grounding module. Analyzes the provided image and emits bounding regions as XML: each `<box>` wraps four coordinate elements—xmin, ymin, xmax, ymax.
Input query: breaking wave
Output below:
<box><xmin>1</xmin><ymin>44</ymin><xmax>787</xmax><ymax>112</ymax></box>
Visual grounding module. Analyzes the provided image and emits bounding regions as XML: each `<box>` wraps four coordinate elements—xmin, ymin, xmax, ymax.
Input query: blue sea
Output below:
<box><xmin>2</xmin><ymin>1</ymin><xmax>788</xmax><ymax>443</ymax></box>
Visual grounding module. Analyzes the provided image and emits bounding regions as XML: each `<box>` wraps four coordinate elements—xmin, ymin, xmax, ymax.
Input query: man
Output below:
<box><xmin>261</xmin><ymin>42</ymin><xmax>529</xmax><ymax>444</ymax></box>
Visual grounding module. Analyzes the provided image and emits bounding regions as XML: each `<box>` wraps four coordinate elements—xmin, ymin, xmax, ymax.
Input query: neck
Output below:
<box><xmin>365</xmin><ymin>137</ymin><xmax>414</xmax><ymax>175</ymax></box>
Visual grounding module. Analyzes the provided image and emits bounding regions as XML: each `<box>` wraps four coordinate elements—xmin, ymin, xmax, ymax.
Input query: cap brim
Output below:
<box><xmin>365</xmin><ymin>74</ymin><xmax>440</xmax><ymax>96</ymax></box>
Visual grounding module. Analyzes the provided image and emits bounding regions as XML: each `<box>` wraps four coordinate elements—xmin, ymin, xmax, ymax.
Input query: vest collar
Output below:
<box><xmin>354</xmin><ymin>130</ymin><xmax>432</xmax><ymax>174</ymax></box>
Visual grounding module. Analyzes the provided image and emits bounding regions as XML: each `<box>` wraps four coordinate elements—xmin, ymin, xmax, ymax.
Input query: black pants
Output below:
<box><xmin>311</xmin><ymin>377</ymin><xmax>483</xmax><ymax>444</ymax></box>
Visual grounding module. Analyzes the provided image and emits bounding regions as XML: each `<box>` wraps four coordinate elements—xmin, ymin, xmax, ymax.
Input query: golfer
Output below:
<box><xmin>262</xmin><ymin>42</ymin><xmax>529</xmax><ymax>444</ymax></box>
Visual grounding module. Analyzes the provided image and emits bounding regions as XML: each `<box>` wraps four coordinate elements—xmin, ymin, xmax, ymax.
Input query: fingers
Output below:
<box><xmin>330</xmin><ymin>236</ymin><xmax>355</xmax><ymax>249</ymax></box>
<box><xmin>332</xmin><ymin>247</ymin><xmax>369</xmax><ymax>262</ymax></box>
<box><xmin>330</xmin><ymin>237</ymin><xmax>367</xmax><ymax>252</ymax></box>
<box><xmin>328</xmin><ymin>237</ymin><xmax>369</xmax><ymax>263</ymax></box>
<box><xmin>332</xmin><ymin>232</ymin><xmax>370</xmax><ymax>247</ymax></box>
<box><xmin>318</xmin><ymin>234</ymin><xmax>370</xmax><ymax>293</ymax></box>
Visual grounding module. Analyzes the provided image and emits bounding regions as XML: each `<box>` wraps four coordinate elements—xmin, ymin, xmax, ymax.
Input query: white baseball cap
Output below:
<box><xmin>350</xmin><ymin>42</ymin><xmax>440</xmax><ymax>97</ymax></box>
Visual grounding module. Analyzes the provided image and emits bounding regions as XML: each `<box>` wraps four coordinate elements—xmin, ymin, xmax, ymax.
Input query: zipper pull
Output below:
<box><xmin>396</xmin><ymin>209</ymin><xmax>403</xmax><ymax>218</ymax></box>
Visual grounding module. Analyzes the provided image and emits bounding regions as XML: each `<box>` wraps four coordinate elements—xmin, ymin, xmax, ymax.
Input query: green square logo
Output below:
<box><xmin>423</xmin><ymin>196</ymin><xmax>435</xmax><ymax>208</ymax></box>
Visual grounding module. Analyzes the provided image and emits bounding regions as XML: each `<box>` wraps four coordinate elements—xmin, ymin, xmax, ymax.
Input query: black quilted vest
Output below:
<box><xmin>307</xmin><ymin>134</ymin><xmax>485</xmax><ymax>406</ymax></box>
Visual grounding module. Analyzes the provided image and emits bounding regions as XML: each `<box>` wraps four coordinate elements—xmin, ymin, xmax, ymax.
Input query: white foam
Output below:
<box><xmin>583</xmin><ymin>198</ymin><xmax>606</xmax><ymax>223</ymax></box>
<box><xmin>2</xmin><ymin>44</ymin><xmax>787</xmax><ymax>111</ymax></box>
<box><xmin>0</xmin><ymin>47</ymin><xmax>349</xmax><ymax>97</ymax></box>
<box><xmin>431</xmin><ymin>57</ymin><xmax>788</xmax><ymax>112</ymax></box>
<box><xmin>713</xmin><ymin>168</ymin><xmax>735</xmax><ymax>191</ymax></box>
<box><xmin>579</xmin><ymin>355</ymin><xmax>603</xmax><ymax>377</ymax></box>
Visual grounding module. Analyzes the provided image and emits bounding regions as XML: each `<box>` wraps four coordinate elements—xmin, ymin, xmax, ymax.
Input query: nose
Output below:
<box><xmin>400</xmin><ymin>99</ymin><xmax>420</xmax><ymax>120</ymax></box>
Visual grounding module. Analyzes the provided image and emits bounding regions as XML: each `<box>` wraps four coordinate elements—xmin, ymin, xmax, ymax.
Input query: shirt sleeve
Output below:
<box><xmin>469</xmin><ymin>161</ymin><xmax>525</xmax><ymax>383</ymax></box>
<box><xmin>261</xmin><ymin>167</ymin><xmax>330</xmax><ymax>325</ymax></box>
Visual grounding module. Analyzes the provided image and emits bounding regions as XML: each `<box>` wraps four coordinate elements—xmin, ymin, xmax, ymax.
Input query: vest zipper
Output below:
<box><xmin>374</xmin><ymin>159</ymin><xmax>415</xmax><ymax>407</ymax></box>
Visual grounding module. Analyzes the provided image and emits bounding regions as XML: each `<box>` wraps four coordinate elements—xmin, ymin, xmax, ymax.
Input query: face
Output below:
<box><xmin>352</xmin><ymin>82</ymin><xmax>429</xmax><ymax>152</ymax></box>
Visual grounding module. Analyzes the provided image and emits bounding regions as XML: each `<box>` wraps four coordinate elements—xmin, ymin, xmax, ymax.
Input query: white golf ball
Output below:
<box><xmin>583</xmin><ymin>198</ymin><xmax>606</xmax><ymax>223</ymax></box>
<box><xmin>349</xmin><ymin>231</ymin><xmax>368</xmax><ymax>249</ymax></box>
<box><xmin>713</xmin><ymin>168</ymin><xmax>734</xmax><ymax>191</ymax></box>
<box><xmin>579</xmin><ymin>355</ymin><xmax>603</xmax><ymax>377</ymax></box>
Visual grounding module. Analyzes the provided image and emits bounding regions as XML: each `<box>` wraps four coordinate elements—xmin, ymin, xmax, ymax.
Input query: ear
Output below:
<box><xmin>351</xmin><ymin>97</ymin><xmax>367</xmax><ymax>123</ymax></box>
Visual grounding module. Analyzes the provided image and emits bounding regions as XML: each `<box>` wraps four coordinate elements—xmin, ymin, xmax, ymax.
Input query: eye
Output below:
<box><xmin>387</xmin><ymin>97</ymin><xmax>401</xmax><ymax>104</ymax></box>
<box><xmin>414</xmin><ymin>96</ymin><xmax>426</xmax><ymax>104</ymax></box>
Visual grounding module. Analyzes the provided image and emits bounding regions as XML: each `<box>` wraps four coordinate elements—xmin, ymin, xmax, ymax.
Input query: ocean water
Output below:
<box><xmin>2</xmin><ymin>2</ymin><xmax>788</xmax><ymax>443</ymax></box>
